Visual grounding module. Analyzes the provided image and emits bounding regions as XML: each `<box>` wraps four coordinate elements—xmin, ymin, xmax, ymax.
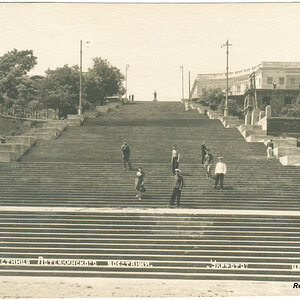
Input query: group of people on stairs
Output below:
<box><xmin>120</xmin><ymin>139</ymin><xmax>227</xmax><ymax>207</ymax></box>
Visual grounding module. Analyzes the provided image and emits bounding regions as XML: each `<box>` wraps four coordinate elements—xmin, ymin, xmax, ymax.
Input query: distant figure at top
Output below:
<box><xmin>121</xmin><ymin>139</ymin><xmax>132</xmax><ymax>171</ymax></box>
<box><xmin>201</xmin><ymin>140</ymin><xmax>207</xmax><ymax>164</ymax></box>
<box><xmin>153</xmin><ymin>91</ymin><xmax>157</xmax><ymax>102</ymax></box>
<box><xmin>132</xmin><ymin>94</ymin><xmax>134</xmax><ymax>101</ymax></box>
<box><xmin>273</xmin><ymin>82</ymin><xmax>277</xmax><ymax>89</ymax></box>
<box><xmin>128</xmin><ymin>95</ymin><xmax>131</xmax><ymax>101</ymax></box>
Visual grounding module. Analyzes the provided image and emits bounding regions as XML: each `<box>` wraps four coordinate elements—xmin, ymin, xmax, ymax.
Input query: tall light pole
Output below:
<box><xmin>125</xmin><ymin>64</ymin><xmax>130</xmax><ymax>99</ymax></box>
<box><xmin>180</xmin><ymin>65</ymin><xmax>184</xmax><ymax>100</ymax></box>
<box><xmin>188</xmin><ymin>71</ymin><xmax>191</xmax><ymax>100</ymax></box>
<box><xmin>221</xmin><ymin>39</ymin><xmax>232</xmax><ymax>117</ymax></box>
<box><xmin>78</xmin><ymin>40</ymin><xmax>83</xmax><ymax>115</ymax></box>
<box><xmin>78</xmin><ymin>40</ymin><xmax>91</xmax><ymax>115</ymax></box>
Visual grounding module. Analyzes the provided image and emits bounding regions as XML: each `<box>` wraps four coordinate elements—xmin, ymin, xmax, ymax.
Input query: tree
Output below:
<box><xmin>197</xmin><ymin>88</ymin><xmax>225</xmax><ymax>110</ymax></box>
<box><xmin>0</xmin><ymin>49</ymin><xmax>37</xmax><ymax>115</ymax></box>
<box><xmin>86</xmin><ymin>57</ymin><xmax>125</xmax><ymax>104</ymax></box>
<box><xmin>280</xmin><ymin>95</ymin><xmax>300</xmax><ymax>118</ymax></box>
<box><xmin>41</xmin><ymin>65</ymin><xmax>80</xmax><ymax>118</ymax></box>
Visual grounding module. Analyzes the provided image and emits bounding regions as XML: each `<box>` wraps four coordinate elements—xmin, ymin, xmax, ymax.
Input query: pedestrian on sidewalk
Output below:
<box><xmin>214</xmin><ymin>157</ymin><xmax>227</xmax><ymax>191</ymax></box>
<box><xmin>267</xmin><ymin>139</ymin><xmax>274</xmax><ymax>159</ymax></box>
<box><xmin>135</xmin><ymin>167</ymin><xmax>145</xmax><ymax>200</ymax></box>
<box><xmin>171</xmin><ymin>145</ymin><xmax>180</xmax><ymax>175</ymax></box>
<box><xmin>170</xmin><ymin>169</ymin><xmax>184</xmax><ymax>207</ymax></box>
<box><xmin>204</xmin><ymin>149</ymin><xmax>213</xmax><ymax>179</ymax></box>
<box><xmin>121</xmin><ymin>139</ymin><xmax>132</xmax><ymax>170</ymax></box>
<box><xmin>201</xmin><ymin>140</ymin><xmax>207</xmax><ymax>164</ymax></box>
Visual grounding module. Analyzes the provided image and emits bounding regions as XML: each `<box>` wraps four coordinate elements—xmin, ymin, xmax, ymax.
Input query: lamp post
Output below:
<box><xmin>180</xmin><ymin>65</ymin><xmax>184</xmax><ymax>100</ymax></box>
<box><xmin>188</xmin><ymin>71</ymin><xmax>191</xmax><ymax>100</ymax></box>
<box><xmin>78</xmin><ymin>40</ymin><xmax>83</xmax><ymax>115</ymax></box>
<box><xmin>221</xmin><ymin>39</ymin><xmax>232</xmax><ymax>117</ymax></box>
<box><xmin>125</xmin><ymin>64</ymin><xmax>130</xmax><ymax>99</ymax></box>
<box><xmin>78</xmin><ymin>40</ymin><xmax>91</xmax><ymax>115</ymax></box>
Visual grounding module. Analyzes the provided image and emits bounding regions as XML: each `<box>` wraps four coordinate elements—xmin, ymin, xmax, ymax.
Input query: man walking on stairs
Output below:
<box><xmin>121</xmin><ymin>139</ymin><xmax>132</xmax><ymax>170</ymax></box>
<box><xmin>214</xmin><ymin>157</ymin><xmax>227</xmax><ymax>191</ymax></box>
<box><xmin>267</xmin><ymin>139</ymin><xmax>274</xmax><ymax>159</ymax></box>
<box><xmin>170</xmin><ymin>169</ymin><xmax>184</xmax><ymax>207</ymax></box>
<box><xmin>204</xmin><ymin>149</ymin><xmax>213</xmax><ymax>179</ymax></box>
<box><xmin>201</xmin><ymin>140</ymin><xmax>207</xmax><ymax>164</ymax></box>
<box><xmin>171</xmin><ymin>145</ymin><xmax>180</xmax><ymax>175</ymax></box>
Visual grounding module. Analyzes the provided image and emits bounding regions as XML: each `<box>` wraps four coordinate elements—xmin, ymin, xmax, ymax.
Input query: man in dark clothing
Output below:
<box><xmin>170</xmin><ymin>169</ymin><xmax>184</xmax><ymax>207</ymax></box>
<box><xmin>121</xmin><ymin>139</ymin><xmax>132</xmax><ymax>170</ymax></box>
<box><xmin>201</xmin><ymin>140</ymin><xmax>207</xmax><ymax>164</ymax></box>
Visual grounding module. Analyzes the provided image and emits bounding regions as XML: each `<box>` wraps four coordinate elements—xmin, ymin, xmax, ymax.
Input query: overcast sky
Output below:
<box><xmin>1</xmin><ymin>3</ymin><xmax>300</xmax><ymax>100</ymax></box>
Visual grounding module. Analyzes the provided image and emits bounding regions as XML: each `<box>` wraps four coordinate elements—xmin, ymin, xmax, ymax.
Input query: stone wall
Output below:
<box><xmin>0</xmin><ymin>115</ymin><xmax>36</xmax><ymax>136</ymax></box>
<box><xmin>267</xmin><ymin>117</ymin><xmax>300</xmax><ymax>137</ymax></box>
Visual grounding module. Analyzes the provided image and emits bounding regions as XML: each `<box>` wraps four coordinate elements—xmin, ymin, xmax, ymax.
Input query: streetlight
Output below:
<box><xmin>188</xmin><ymin>71</ymin><xmax>191</xmax><ymax>100</ymax></box>
<box><xmin>180</xmin><ymin>65</ymin><xmax>184</xmax><ymax>100</ymax></box>
<box><xmin>78</xmin><ymin>40</ymin><xmax>91</xmax><ymax>115</ymax></box>
<box><xmin>125</xmin><ymin>64</ymin><xmax>130</xmax><ymax>99</ymax></box>
<box><xmin>221</xmin><ymin>39</ymin><xmax>232</xmax><ymax>117</ymax></box>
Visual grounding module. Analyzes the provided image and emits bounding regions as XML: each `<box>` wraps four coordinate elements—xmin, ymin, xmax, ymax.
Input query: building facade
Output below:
<box><xmin>191</xmin><ymin>62</ymin><xmax>300</xmax><ymax>115</ymax></box>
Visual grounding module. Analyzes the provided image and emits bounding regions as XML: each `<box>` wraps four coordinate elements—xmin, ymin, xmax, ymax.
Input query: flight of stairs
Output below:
<box><xmin>1</xmin><ymin>101</ymin><xmax>300</xmax><ymax>281</ymax></box>
<box><xmin>1</xmin><ymin>210</ymin><xmax>300</xmax><ymax>281</ymax></box>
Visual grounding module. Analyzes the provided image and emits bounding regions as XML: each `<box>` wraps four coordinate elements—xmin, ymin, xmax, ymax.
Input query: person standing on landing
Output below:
<box><xmin>121</xmin><ymin>139</ymin><xmax>132</xmax><ymax>170</ymax></box>
<box><xmin>214</xmin><ymin>157</ymin><xmax>227</xmax><ymax>191</ymax></box>
<box><xmin>171</xmin><ymin>145</ymin><xmax>180</xmax><ymax>175</ymax></box>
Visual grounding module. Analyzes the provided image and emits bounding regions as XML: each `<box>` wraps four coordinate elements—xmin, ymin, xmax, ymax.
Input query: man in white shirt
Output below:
<box><xmin>214</xmin><ymin>157</ymin><xmax>227</xmax><ymax>191</ymax></box>
<box><xmin>171</xmin><ymin>145</ymin><xmax>180</xmax><ymax>175</ymax></box>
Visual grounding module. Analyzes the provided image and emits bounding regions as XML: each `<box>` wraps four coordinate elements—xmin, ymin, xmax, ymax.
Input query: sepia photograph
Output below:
<box><xmin>0</xmin><ymin>1</ymin><xmax>300</xmax><ymax>298</ymax></box>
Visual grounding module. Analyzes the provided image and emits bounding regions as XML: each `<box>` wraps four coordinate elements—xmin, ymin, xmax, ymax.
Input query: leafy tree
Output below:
<box><xmin>41</xmin><ymin>65</ymin><xmax>80</xmax><ymax>118</ymax></box>
<box><xmin>0</xmin><ymin>49</ymin><xmax>37</xmax><ymax>115</ymax></box>
<box><xmin>197</xmin><ymin>88</ymin><xmax>225</xmax><ymax>110</ymax></box>
<box><xmin>280</xmin><ymin>95</ymin><xmax>300</xmax><ymax>117</ymax></box>
<box><xmin>86</xmin><ymin>58</ymin><xmax>125</xmax><ymax>104</ymax></box>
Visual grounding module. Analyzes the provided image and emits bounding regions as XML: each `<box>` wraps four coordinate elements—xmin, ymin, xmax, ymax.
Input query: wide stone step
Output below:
<box><xmin>5</xmin><ymin>136</ymin><xmax>36</xmax><ymax>147</ymax></box>
<box><xmin>238</xmin><ymin>124</ymin><xmax>262</xmax><ymax>133</ymax></box>
<box><xmin>280</xmin><ymin>155</ymin><xmax>300</xmax><ymax>166</ymax></box>
<box><xmin>274</xmin><ymin>147</ymin><xmax>300</xmax><ymax>158</ymax></box>
<box><xmin>263</xmin><ymin>138</ymin><xmax>298</xmax><ymax>148</ymax></box>
<box><xmin>242</xmin><ymin>129</ymin><xmax>267</xmax><ymax>138</ymax></box>
<box><xmin>1</xmin><ymin>211</ymin><xmax>300</xmax><ymax>281</ymax></box>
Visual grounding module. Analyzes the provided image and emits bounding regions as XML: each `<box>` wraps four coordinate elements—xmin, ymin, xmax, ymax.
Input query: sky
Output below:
<box><xmin>1</xmin><ymin>2</ymin><xmax>300</xmax><ymax>101</ymax></box>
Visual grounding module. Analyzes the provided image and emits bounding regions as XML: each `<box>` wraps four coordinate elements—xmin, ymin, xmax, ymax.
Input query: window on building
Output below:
<box><xmin>284</xmin><ymin>97</ymin><xmax>292</xmax><ymax>106</ymax></box>
<box><xmin>237</xmin><ymin>85</ymin><xmax>241</xmax><ymax>93</ymax></box>
<box><xmin>267</xmin><ymin>77</ymin><xmax>273</xmax><ymax>84</ymax></box>
<box><xmin>279</xmin><ymin>77</ymin><xmax>285</xmax><ymax>84</ymax></box>
<box><xmin>262</xmin><ymin>96</ymin><xmax>271</xmax><ymax>106</ymax></box>
<box><xmin>291</xmin><ymin>78</ymin><xmax>296</xmax><ymax>84</ymax></box>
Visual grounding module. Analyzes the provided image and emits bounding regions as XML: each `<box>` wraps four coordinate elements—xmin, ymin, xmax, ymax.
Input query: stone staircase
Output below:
<box><xmin>1</xmin><ymin>101</ymin><xmax>300</xmax><ymax>281</ymax></box>
<box><xmin>1</xmin><ymin>210</ymin><xmax>300</xmax><ymax>281</ymax></box>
